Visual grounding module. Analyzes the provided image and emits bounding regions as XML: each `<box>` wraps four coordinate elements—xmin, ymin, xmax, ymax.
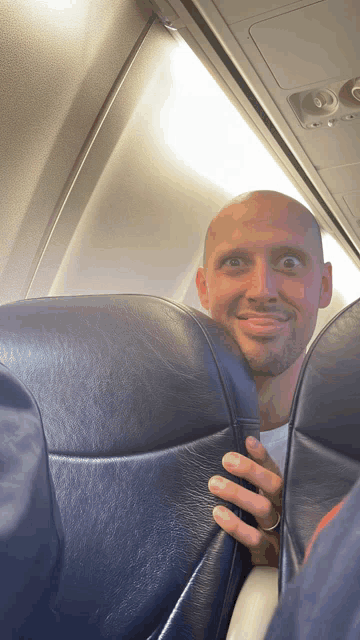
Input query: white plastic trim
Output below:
<box><xmin>226</xmin><ymin>566</ymin><xmax>278</xmax><ymax>640</ymax></box>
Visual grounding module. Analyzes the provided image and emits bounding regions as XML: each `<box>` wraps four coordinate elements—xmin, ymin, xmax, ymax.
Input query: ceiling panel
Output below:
<box><xmin>318</xmin><ymin>163</ymin><xmax>360</xmax><ymax>194</ymax></box>
<box><xmin>296</xmin><ymin>122</ymin><xmax>360</xmax><ymax>170</ymax></box>
<box><xmin>248</xmin><ymin>1</ymin><xmax>358</xmax><ymax>89</ymax></box>
<box><xmin>211</xmin><ymin>0</ymin><xmax>300</xmax><ymax>25</ymax></box>
<box><xmin>343</xmin><ymin>192</ymin><xmax>360</xmax><ymax>220</ymax></box>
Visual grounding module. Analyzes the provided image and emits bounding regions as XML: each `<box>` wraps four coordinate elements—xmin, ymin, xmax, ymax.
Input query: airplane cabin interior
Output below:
<box><xmin>1</xmin><ymin>0</ymin><xmax>360</xmax><ymax>638</ymax></box>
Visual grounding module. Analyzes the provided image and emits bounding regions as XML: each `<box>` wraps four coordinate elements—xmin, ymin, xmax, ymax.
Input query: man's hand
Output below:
<box><xmin>208</xmin><ymin>436</ymin><xmax>283</xmax><ymax>567</ymax></box>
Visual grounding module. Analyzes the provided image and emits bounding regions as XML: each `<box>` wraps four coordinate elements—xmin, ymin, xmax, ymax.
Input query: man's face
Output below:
<box><xmin>196</xmin><ymin>194</ymin><xmax>332</xmax><ymax>376</ymax></box>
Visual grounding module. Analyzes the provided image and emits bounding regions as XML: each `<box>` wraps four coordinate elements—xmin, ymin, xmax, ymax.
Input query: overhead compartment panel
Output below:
<box><xmin>319</xmin><ymin>163</ymin><xmax>360</xmax><ymax>194</ymax></box>
<box><xmin>249</xmin><ymin>0</ymin><xmax>359</xmax><ymax>89</ymax></box>
<box><xmin>298</xmin><ymin>122</ymin><xmax>360</xmax><ymax>170</ymax></box>
<box><xmin>214</xmin><ymin>0</ymin><xmax>300</xmax><ymax>25</ymax></box>
<box><xmin>344</xmin><ymin>193</ymin><xmax>360</xmax><ymax>220</ymax></box>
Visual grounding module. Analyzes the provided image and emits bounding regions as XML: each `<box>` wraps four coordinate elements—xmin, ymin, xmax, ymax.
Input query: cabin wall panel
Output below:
<box><xmin>48</xmin><ymin>26</ymin><xmax>228</xmax><ymax>303</ymax></box>
<box><xmin>0</xmin><ymin>0</ymin><xmax>149</xmax><ymax>305</ymax></box>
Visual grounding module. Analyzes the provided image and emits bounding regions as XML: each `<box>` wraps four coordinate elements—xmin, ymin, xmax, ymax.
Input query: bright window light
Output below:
<box><xmin>322</xmin><ymin>232</ymin><xmax>360</xmax><ymax>304</ymax></box>
<box><xmin>161</xmin><ymin>40</ymin><xmax>308</xmax><ymax>204</ymax></box>
<box><xmin>35</xmin><ymin>0</ymin><xmax>76</xmax><ymax>9</ymax></box>
<box><xmin>27</xmin><ymin>0</ymin><xmax>88</xmax><ymax>39</ymax></box>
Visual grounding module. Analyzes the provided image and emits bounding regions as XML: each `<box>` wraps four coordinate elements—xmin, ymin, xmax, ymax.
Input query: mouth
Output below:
<box><xmin>236</xmin><ymin>315</ymin><xmax>290</xmax><ymax>336</ymax></box>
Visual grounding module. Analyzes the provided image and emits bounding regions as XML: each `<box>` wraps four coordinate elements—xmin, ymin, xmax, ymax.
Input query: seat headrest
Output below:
<box><xmin>281</xmin><ymin>296</ymin><xmax>360</xmax><ymax>590</ymax></box>
<box><xmin>292</xmin><ymin>295</ymin><xmax>360</xmax><ymax>460</ymax></box>
<box><xmin>0</xmin><ymin>293</ymin><xmax>260</xmax><ymax>454</ymax></box>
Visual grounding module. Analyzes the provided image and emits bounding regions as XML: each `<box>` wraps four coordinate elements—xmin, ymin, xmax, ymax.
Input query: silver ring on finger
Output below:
<box><xmin>261</xmin><ymin>511</ymin><xmax>281</xmax><ymax>532</ymax></box>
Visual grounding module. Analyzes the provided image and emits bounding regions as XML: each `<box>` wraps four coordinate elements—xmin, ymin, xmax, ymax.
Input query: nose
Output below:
<box><xmin>245</xmin><ymin>258</ymin><xmax>278</xmax><ymax>304</ymax></box>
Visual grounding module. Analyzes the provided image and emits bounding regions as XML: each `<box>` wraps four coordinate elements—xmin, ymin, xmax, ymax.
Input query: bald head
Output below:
<box><xmin>203</xmin><ymin>190</ymin><xmax>324</xmax><ymax>268</ymax></box>
<box><xmin>196</xmin><ymin>189</ymin><xmax>332</xmax><ymax>384</ymax></box>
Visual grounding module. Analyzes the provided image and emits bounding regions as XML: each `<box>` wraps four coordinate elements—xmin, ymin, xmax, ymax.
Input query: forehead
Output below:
<box><xmin>207</xmin><ymin>198</ymin><xmax>317</xmax><ymax>256</ymax></box>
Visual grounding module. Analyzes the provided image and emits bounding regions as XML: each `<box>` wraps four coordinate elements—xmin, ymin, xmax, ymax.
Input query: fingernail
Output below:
<box><xmin>247</xmin><ymin>436</ymin><xmax>259</xmax><ymax>448</ymax></box>
<box><xmin>213</xmin><ymin>506</ymin><xmax>231</xmax><ymax>521</ymax></box>
<box><xmin>223</xmin><ymin>452</ymin><xmax>241</xmax><ymax>466</ymax></box>
<box><xmin>209</xmin><ymin>476</ymin><xmax>226</xmax><ymax>490</ymax></box>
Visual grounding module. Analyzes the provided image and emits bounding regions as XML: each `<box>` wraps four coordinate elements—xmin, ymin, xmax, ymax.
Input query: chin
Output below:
<box><xmin>248</xmin><ymin>360</ymin><xmax>290</xmax><ymax>377</ymax></box>
<box><xmin>239</xmin><ymin>338</ymin><xmax>306</xmax><ymax>378</ymax></box>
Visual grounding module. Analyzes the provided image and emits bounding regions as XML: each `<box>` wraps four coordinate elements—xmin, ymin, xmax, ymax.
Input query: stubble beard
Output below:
<box><xmin>230</xmin><ymin>323</ymin><xmax>307</xmax><ymax>378</ymax></box>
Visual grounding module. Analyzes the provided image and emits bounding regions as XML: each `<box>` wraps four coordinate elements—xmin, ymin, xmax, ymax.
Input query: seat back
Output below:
<box><xmin>0</xmin><ymin>363</ymin><xmax>62</xmax><ymax>640</ymax></box>
<box><xmin>280</xmin><ymin>296</ymin><xmax>360</xmax><ymax>593</ymax></box>
<box><xmin>0</xmin><ymin>294</ymin><xmax>260</xmax><ymax>639</ymax></box>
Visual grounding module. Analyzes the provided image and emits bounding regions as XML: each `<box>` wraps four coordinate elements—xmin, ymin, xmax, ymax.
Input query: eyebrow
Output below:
<box><xmin>215</xmin><ymin>245</ymin><xmax>311</xmax><ymax>266</ymax></box>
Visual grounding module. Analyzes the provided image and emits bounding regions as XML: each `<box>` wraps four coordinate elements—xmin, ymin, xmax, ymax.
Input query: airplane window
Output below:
<box><xmin>161</xmin><ymin>39</ymin><xmax>308</xmax><ymax>204</ymax></box>
<box><xmin>307</xmin><ymin>230</ymin><xmax>360</xmax><ymax>350</ymax></box>
<box><xmin>322</xmin><ymin>232</ymin><xmax>360</xmax><ymax>306</ymax></box>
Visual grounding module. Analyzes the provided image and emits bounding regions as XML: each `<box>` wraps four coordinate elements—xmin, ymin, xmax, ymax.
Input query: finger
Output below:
<box><xmin>209</xmin><ymin>475</ymin><xmax>278</xmax><ymax>531</ymax></box>
<box><xmin>212</xmin><ymin>505</ymin><xmax>263</xmax><ymax>549</ymax></box>
<box><xmin>221</xmin><ymin>452</ymin><xmax>283</xmax><ymax>504</ymax></box>
<box><xmin>245</xmin><ymin>436</ymin><xmax>282</xmax><ymax>478</ymax></box>
<box><xmin>212</xmin><ymin>506</ymin><xmax>280</xmax><ymax>567</ymax></box>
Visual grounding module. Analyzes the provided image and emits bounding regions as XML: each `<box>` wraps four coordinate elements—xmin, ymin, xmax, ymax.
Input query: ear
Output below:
<box><xmin>319</xmin><ymin>262</ymin><xmax>332</xmax><ymax>309</ymax></box>
<box><xmin>196</xmin><ymin>267</ymin><xmax>210</xmax><ymax>310</ymax></box>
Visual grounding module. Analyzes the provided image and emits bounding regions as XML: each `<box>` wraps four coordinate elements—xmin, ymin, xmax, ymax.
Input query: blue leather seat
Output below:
<box><xmin>0</xmin><ymin>363</ymin><xmax>62</xmax><ymax>640</ymax></box>
<box><xmin>279</xmin><ymin>295</ymin><xmax>360</xmax><ymax>590</ymax></box>
<box><xmin>266</xmin><ymin>295</ymin><xmax>360</xmax><ymax>638</ymax></box>
<box><xmin>0</xmin><ymin>294</ymin><xmax>260</xmax><ymax>639</ymax></box>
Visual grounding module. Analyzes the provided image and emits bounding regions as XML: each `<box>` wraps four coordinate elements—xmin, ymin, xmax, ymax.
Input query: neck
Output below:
<box><xmin>254</xmin><ymin>353</ymin><xmax>305</xmax><ymax>432</ymax></box>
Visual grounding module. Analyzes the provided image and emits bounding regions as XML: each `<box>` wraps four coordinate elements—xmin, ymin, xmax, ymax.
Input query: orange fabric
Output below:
<box><xmin>303</xmin><ymin>498</ymin><xmax>347</xmax><ymax>565</ymax></box>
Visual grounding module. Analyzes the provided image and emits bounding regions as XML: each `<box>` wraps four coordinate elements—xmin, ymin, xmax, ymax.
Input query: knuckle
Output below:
<box><xmin>249</xmin><ymin>529</ymin><xmax>263</xmax><ymax>549</ymax></box>
<box><xmin>228</xmin><ymin>521</ymin><xmax>241</xmax><ymax>537</ymax></box>
<box><xmin>245</xmin><ymin>457</ymin><xmax>257</xmax><ymax>475</ymax></box>
<box><xmin>257</xmin><ymin>497</ymin><xmax>272</xmax><ymax>519</ymax></box>
<box><xmin>269</xmin><ymin>473</ymin><xmax>283</xmax><ymax>494</ymax></box>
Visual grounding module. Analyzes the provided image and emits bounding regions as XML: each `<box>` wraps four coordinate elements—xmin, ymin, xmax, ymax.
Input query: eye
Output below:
<box><xmin>278</xmin><ymin>254</ymin><xmax>302</xmax><ymax>270</ymax></box>
<box><xmin>223</xmin><ymin>256</ymin><xmax>245</xmax><ymax>268</ymax></box>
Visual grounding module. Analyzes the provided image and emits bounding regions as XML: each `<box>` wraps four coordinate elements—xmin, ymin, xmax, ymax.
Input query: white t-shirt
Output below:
<box><xmin>259</xmin><ymin>423</ymin><xmax>289</xmax><ymax>477</ymax></box>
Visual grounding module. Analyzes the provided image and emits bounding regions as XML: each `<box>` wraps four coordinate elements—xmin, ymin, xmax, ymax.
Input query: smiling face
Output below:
<box><xmin>196</xmin><ymin>192</ymin><xmax>332</xmax><ymax>377</ymax></box>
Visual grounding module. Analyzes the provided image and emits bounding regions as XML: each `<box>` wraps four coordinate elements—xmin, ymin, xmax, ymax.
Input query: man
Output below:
<box><xmin>195</xmin><ymin>190</ymin><xmax>332</xmax><ymax>567</ymax></box>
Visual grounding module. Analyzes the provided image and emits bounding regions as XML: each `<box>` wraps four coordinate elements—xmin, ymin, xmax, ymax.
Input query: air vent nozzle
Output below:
<box><xmin>351</xmin><ymin>78</ymin><xmax>360</xmax><ymax>102</ymax></box>
<box><xmin>288</xmin><ymin>75</ymin><xmax>360</xmax><ymax>129</ymax></box>
<box><xmin>302</xmin><ymin>90</ymin><xmax>337</xmax><ymax>116</ymax></box>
